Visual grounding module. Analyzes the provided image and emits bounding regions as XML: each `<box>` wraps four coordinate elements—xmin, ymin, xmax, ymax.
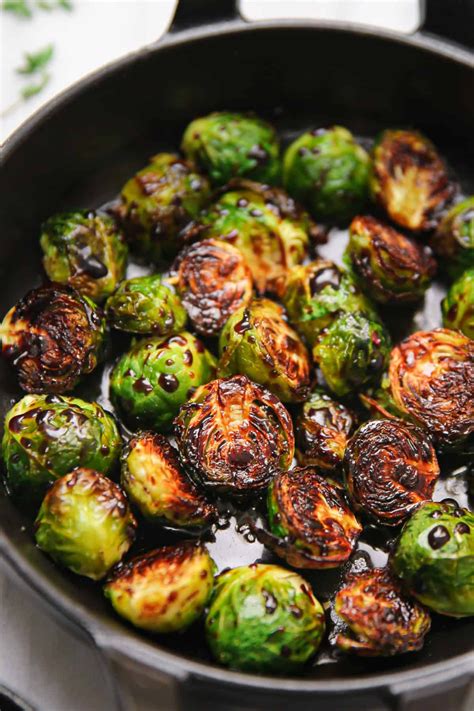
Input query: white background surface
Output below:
<box><xmin>0</xmin><ymin>2</ymin><xmax>439</xmax><ymax>711</ymax></box>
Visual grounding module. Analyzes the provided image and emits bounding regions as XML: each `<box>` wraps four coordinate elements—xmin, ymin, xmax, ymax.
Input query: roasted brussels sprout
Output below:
<box><xmin>173</xmin><ymin>238</ymin><xmax>253</xmax><ymax>336</ymax></box>
<box><xmin>218</xmin><ymin>298</ymin><xmax>311</xmax><ymax>403</ymax></box>
<box><xmin>40</xmin><ymin>210</ymin><xmax>128</xmax><ymax>303</ymax></box>
<box><xmin>1</xmin><ymin>394</ymin><xmax>121</xmax><ymax>507</ymax></box>
<box><xmin>295</xmin><ymin>389</ymin><xmax>356</xmax><ymax>471</ymax></box>
<box><xmin>370</xmin><ymin>130</ymin><xmax>455</xmax><ymax>231</ymax></box>
<box><xmin>391</xmin><ymin>500</ymin><xmax>474</xmax><ymax>616</ymax></box>
<box><xmin>181</xmin><ymin>112</ymin><xmax>280</xmax><ymax>185</ymax></box>
<box><xmin>104</xmin><ymin>541</ymin><xmax>216</xmax><ymax>632</ymax></box>
<box><xmin>110</xmin><ymin>332</ymin><xmax>216</xmax><ymax>432</ymax></box>
<box><xmin>206</xmin><ymin>564</ymin><xmax>325</xmax><ymax>672</ymax></box>
<box><xmin>442</xmin><ymin>268</ymin><xmax>474</xmax><ymax>339</ymax></box>
<box><xmin>389</xmin><ymin>329</ymin><xmax>474</xmax><ymax>452</ymax></box>
<box><xmin>174</xmin><ymin>375</ymin><xmax>294</xmax><ymax>496</ymax></box>
<box><xmin>283</xmin><ymin>259</ymin><xmax>377</xmax><ymax>347</ymax></box>
<box><xmin>263</xmin><ymin>467</ymin><xmax>362</xmax><ymax>569</ymax></box>
<box><xmin>35</xmin><ymin>468</ymin><xmax>136</xmax><ymax>580</ymax></box>
<box><xmin>283</xmin><ymin>126</ymin><xmax>370</xmax><ymax>221</ymax></box>
<box><xmin>0</xmin><ymin>284</ymin><xmax>106</xmax><ymax>393</ymax></box>
<box><xmin>344</xmin><ymin>419</ymin><xmax>439</xmax><ymax>526</ymax></box>
<box><xmin>334</xmin><ymin>568</ymin><xmax>431</xmax><ymax>656</ymax></box>
<box><xmin>312</xmin><ymin>312</ymin><xmax>390</xmax><ymax>397</ymax></box>
<box><xmin>121</xmin><ymin>432</ymin><xmax>217</xmax><ymax>528</ymax></box>
<box><xmin>185</xmin><ymin>181</ymin><xmax>312</xmax><ymax>295</ymax></box>
<box><xmin>120</xmin><ymin>153</ymin><xmax>210</xmax><ymax>264</ymax></box>
<box><xmin>105</xmin><ymin>275</ymin><xmax>187</xmax><ymax>335</ymax></box>
<box><xmin>347</xmin><ymin>215</ymin><xmax>436</xmax><ymax>304</ymax></box>
<box><xmin>431</xmin><ymin>196</ymin><xmax>474</xmax><ymax>279</ymax></box>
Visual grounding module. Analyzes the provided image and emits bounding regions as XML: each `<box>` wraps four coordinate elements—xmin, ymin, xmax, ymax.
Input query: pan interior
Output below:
<box><xmin>0</xmin><ymin>24</ymin><xmax>473</xmax><ymax>683</ymax></box>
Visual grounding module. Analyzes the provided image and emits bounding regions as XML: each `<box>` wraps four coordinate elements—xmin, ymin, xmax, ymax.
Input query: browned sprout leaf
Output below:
<box><xmin>371</xmin><ymin>130</ymin><xmax>455</xmax><ymax>231</ymax></box>
<box><xmin>121</xmin><ymin>432</ymin><xmax>217</xmax><ymax>528</ymax></box>
<box><xmin>0</xmin><ymin>283</ymin><xmax>106</xmax><ymax>393</ymax></box>
<box><xmin>262</xmin><ymin>466</ymin><xmax>362</xmax><ymax>569</ymax></box>
<box><xmin>334</xmin><ymin>568</ymin><xmax>431</xmax><ymax>656</ymax></box>
<box><xmin>389</xmin><ymin>328</ymin><xmax>474</xmax><ymax>453</ymax></box>
<box><xmin>295</xmin><ymin>388</ymin><xmax>357</xmax><ymax>471</ymax></box>
<box><xmin>344</xmin><ymin>419</ymin><xmax>440</xmax><ymax>526</ymax></box>
<box><xmin>174</xmin><ymin>238</ymin><xmax>253</xmax><ymax>336</ymax></box>
<box><xmin>174</xmin><ymin>374</ymin><xmax>294</xmax><ymax>497</ymax></box>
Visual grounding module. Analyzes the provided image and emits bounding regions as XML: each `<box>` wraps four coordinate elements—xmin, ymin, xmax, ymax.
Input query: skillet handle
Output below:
<box><xmin>169</xmin><ymin>0</ymin><xmax>242</xmax><ymax>33</ymax></box>
<box><xmin>420</xmin><ymin>0</ymin><xmax>474</xmax><ymax>48</ymax></box>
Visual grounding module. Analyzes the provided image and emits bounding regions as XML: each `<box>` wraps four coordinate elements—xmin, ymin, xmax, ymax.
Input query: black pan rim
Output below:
<box><xmin>0</xmin><ymin>17</ymin><xmax>473</xmax><ymax>695</ymax></box>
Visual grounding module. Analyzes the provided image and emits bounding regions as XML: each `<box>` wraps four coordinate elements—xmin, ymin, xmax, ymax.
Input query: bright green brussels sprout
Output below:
<box><xmin>431</xmin><ymin>197</ymin><xmax>474</xmax><ymax>279</ymax></box>
<box><xmin>0</xmin><ymin>283</ymin><xmax>106</xmax><ymax>393</ymax></box>
<box><xmin>344</xmin><ymin>419</ymin><xmax>440</xmax><ymax>526</ymax></box>
<box><xmin>391</xmin><ymin>500</ymin><xmax>474</xmax><ymax>616</ymax></box>
<box><xmin>370</xmin><ymin>129</ymin><xmax>455</xmax><ymax>232</ymax></box>
<box><xmin>334</xmin><ymin>568</ymin><xmax>431</xmax><ymax>656</ymax></box>
<box><xmin>312</xmin><ymin>312</ymin><xmax>390</xmax><ymax>397</ymax></box>
<box><xmin>389</xmin><ymin>329</ymin><xmax>474</xmax><ymax>453</ymax></box>
<box><xmin>104</xmin><ymin>541</ymin><xmax>216</xmax><ymax>633</ymax></box>
<box><xmin>347</xmin><ymin>215</ymin><xmax>436</xmax><ymax>304</ymax></box>
<box><xmin>40</xmin><ymin>210</ymin><xmax>128</xmax><ymax>303</ymax></box>
<box><xmin>110</xmin><ymin>332</ymin><xmax>216</xmax><ymax>432</ymax></box>
<box><xmin>205</xmin><ymin>564</ymin><xmax>325</xmax><ymax>672</ymax></box>
<box><xmin>262</xmin><ymin>466</ymin><xmax>362</xmax><ymax>569</ymax></box>
<box><xmin>35</xmin><ymin>468</ymin><xmax>136</xmax><ymax>580</ymax></box>
<box><xmin>181</xmin><ymin>112</ymin><xmax>280</xmax><ymax>185</ymax></box>
<box><xmin>184</xmin><ymin>180</ymin><xmax>313</xmax><ymax>295</ymax></box>
<box><xmin>119</xmin><ymin>153</ymin><xmax>210</xmax><ymax>264</ymax></box>
<box><xmin>283</xmin><ymin>126</ymin><xmax>370</xmax><ymax>222</ymax></box>
<box><xmin>105</xmin><ymin>275</ymin><xmax>187</xmax><ymax>335</ymax></box>
<box><xmin>175</xmin><ymin>375</ymin><xmax>294</xmax><ymax>497</ymax></box>
<box><xmin>121</xmin><ymin>431</ymin><xmax>217</xmax><ymax>528</ymax></box>
<box><xmin>283</xmin><ymin>259</ymin><xmax>378</xmax><ymax>347</ymax></box>
<box><xmin>1</xmin><ymin>394</ymin><xmax>121</xmax><ymax>508</ymax></box>
<box><xmin>218</xmin><ymin>298</ymin><xmax>311</xmax><ymax>403</ymax></box>
<box><xmin>442</xmin><ymin>268</ymin><xmax>474</xmax><ymax>339</ymax></box>
<box><xmin>173</xmin><ymin>238</ymin><xmax>253</xmax><ymax>336</ymax></box>
<box><xmin>295</xmin><ymin>388</ymin><xmax>356</xmax><ymax>471</ymax></box>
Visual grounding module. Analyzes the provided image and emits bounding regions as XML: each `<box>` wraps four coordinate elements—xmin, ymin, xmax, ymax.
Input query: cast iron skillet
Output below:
<box><xmin>0</xmin><ymin>1</ymin><xmax>473</xmax><ymax>709</ymax></box>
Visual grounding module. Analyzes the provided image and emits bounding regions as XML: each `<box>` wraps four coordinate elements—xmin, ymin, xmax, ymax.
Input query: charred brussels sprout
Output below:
<box><xmin>104</xmin><ymin>542</ymin><xmax>216</xmax><ymax>632</ymax></box>
<box><xmin>283</xmin><ymin>126</ymin><xmax>370</xmax><ymax>222</ymax></box>
<box><xmin>312</xmin><ymin>312</ymin><xmax>390</xmax><ymax>397</ymax></box>
<box><xmin>442</xmin><ymin>268</ymin><xmax>474</xmax><ymax>339</ymax></box>
<box><xmin>173</xmin><ymin>238</ymin><xmax>253</xmax><ymax>336</ymax></box>
<box><xmin>347</xmin><ymin>215</ymin><xmax>436</xmax><ymax>304</ymax></box>
<box><xmin>283</xmin><ymin>259</ymin><xmax>377</xmax><ymax>347</ymax></box>
<box><xmin>431</xmin><ymin>197</ymin><xmax>474</xmax><ymax>279</ymax></box>
<box><xmin>121</xmin><ymin>432</ymin><xmax>217</xmax><ymax>528</ymax></box>
<box><xmin>0</xmin><ymin>284</ymin><xmax>106</xmax><ymax>393</ymax></box>
<box><xmin>105</xmin><ymin>275</ymin><xmax>187</xmax><ymax>335</ymax></box>
<box><xmin>120</xmin><ymin>153</ymin><xmax>210</xmax><ymax>264</ymax></box>
<box><xmin>35</xmin><ymin>468</ymin><xmax>136</xmax><ymax>580</ymax></box>
<box><xmin>263</xmin><ymin>467</ymin><xmax>362</xmax><ymax>569</ymax></box>
<box><xmin>389</xmin><ymin>329</ymin><xmax>474</xmax><ymax>452</ymax></box>
<box><xmin>181</xmin><ymin>112</ymin><xmax>280</xmax><ymax>185</ymax></box>
<box><xmin>218</xmin><ymin>298</ymin><xmax>311</xmax><ymax>403</ymax></box>
<box><xmin>40</xmin><ymin>210</ymin><xmax>127</xmax><ymax>303</ymax></box>
<box><xmin>185</xmin><ymin>181</ymin><xmax>312</xmax><ymax>295</ymax></box>
<box><xmin>295</xmin><ymin>389</ymin><xmax>356</xmax><ymax>471</ymax></box>
<box><xmin>344</xmin><ymin>420</ymin><xmax>440</xmax><ymax>526</ymax></box>
<box><xmin>1</xmin><ymin>394</ymin><xmax>121</xmax><ymax>507</ymax></box>
<box><xmin>391</xmin><ymin>500</ymin><xmax>474</xmax><ymax>616</ymax></box>
<box><xmin>370</xmin><ymin>130</ymin><xmax>455</xmax><ymax>231</ymax></box>
<box><xmin>205</xmin><ymin>564</ymin><xmax>325</xmax><ymax>672</ymax></box>
<box><xmin>174</xmin><ymin>375</ymin><xmax>294</xmax><ymax>496</ymax></box>
<box><xmin>334</xmin><ymin>568</ymin><xmax>431</xmax><ymax>656</ymax></box>
<box><xmin>110</xmin><ymin>332</ymin><xmax>216</xmax><ymax>432</ymax></box>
